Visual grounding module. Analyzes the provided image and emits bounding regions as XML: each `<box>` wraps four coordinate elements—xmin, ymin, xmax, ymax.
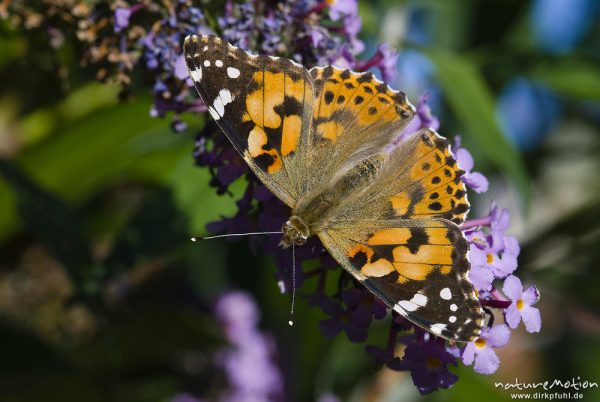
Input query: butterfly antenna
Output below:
<box><xmin>190</xmin><ymin>231</ymin><xmax>283</xmax><ymax>241</ymax></box>
<box><xmin>288</xmin><ymin>243</ymin><xmax>296</xmax><ymax>326</ymax></box>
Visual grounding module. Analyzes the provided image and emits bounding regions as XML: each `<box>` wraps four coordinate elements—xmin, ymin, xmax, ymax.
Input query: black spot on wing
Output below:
<box><xmin>253</xmin><ymin>153</ymin><xmax>276</xmax><ymax>172</ymax></box>
<box><xmin>371</xmin><ymin>244</ymin><xmax>396</xmax><ymax>262</ymax></box>
<box><xmin>406</xmin><ymin>227</ymin><xmax>428</xmax><ymax>254</ymax></box>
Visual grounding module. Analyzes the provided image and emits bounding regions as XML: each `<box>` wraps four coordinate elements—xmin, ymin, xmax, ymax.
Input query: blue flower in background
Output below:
<box><xmin>395</xmin><ymin>50</ymin><xmax>440</xmax><ymax>112</ymax></box>
<box><xmin>530</xmin><ymin>0</ymin><xmax>599</xmax><ymax>54</ymax></box>
<box><xmin>497</xmin><ymin>78</ymin><xmax>561</xmax><ymax>150</ymax></box>
<box><xmin>405</xmin><ymin>1</ymin><xmax>433</xmax><ymax>45</ymax></box>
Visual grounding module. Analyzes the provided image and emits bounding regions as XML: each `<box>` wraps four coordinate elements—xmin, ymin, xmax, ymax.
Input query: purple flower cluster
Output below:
<box><xmin>169</xmin><ymin>291</ymin><xmax>284</xmax><ymax>402</ymax></box>
<box><xmin>113</xmin><ymin>1</ymin><xmax>213</xmax><ymax>131</ymax></box>
<box><xmin>316</xmin><ymin>287</ymin><xmax>387</xmax><ymax>342</ymax></box>
<box><xmin>214</xmin><ymin>291</ymin><xmax>284</xmax><ymax>402</ymax></box>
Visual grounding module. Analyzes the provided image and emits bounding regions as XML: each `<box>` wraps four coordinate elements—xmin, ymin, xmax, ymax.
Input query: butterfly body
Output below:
<box><xmin>284</xmin><ymin>153</ymin><xmax>386</xmax><ymax>245</ymax></box>
<box><xmin>184</xmin><ymin>34</ymin><xmax>485</xmax><ymax>342</ymax></box>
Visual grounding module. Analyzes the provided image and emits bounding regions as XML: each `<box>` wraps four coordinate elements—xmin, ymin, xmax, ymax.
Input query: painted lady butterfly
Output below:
<box><xmin>184</xmin><ymin>34</ymin><xmax>484</xmax><ymax>341</ymax></box>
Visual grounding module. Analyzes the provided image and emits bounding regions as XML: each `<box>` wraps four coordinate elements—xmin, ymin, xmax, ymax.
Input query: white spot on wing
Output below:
<box><xmin>450</xmin><ymin>303</ymin><xmax>458</xmax><ymax>312</ymax></box>
<box><xmin>412</xmin><ymin>293</ymin><xmax>428</xmax><ymax>306</ymax></box>
<box><xmin>395</xmin><ymin>292</ymin><xmax>428</xmax><ymax>313</ymax></box>
<box><xmin>429</xmin><ymin>323</ymin><xmax>447</xmax><ymax>336</ymax></box>
<box><xmin>215</xmin><ymin>59</ymin><xmax>223</xmax><ymax>67</ymax></box>
<box><xmin>440</xmin><ymin>287</ymin><xmax>452</xmax><ymax>300</ymax></box>
<box><xmin>397</xmin><ymin>300</ymin><xmax>418</xmax><ymax>312</ymax></box>
<box><xmin>207</xmin><ymin>106</ymin><xmax>220</xmax><ymax>121</ymax></box>
<box><xmin>190</xmin><ymin>67</ymin><xmax>202</xmax><ymax>82</ymax></box>
<box><xmin>227</xmin><ymin>67</ymin><xmax>241</xmax><ymax>78</ymax></box>
<box><xmin>219</xmin><ymin>88</ymin><xmax>232</xmax><ymax>104</ymax></box>
<box><xmin>449</xmin><ymin>315</ymin><xmax>457</xmax><ymax>323</ymax></box>
<box><xmin>204</xmin><ymin>60</ymin><xmax>210</xmax><ymax>67</ymax></box>
<box><xmin>212</xmin><ymin>89</ymin><xmax>233</xmax><ymax>117</ymax></box>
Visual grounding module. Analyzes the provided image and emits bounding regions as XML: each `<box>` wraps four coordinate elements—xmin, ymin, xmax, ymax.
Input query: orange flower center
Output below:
<box><xmin>516</xmin><ymin>299</ymin><xmax>525</xmax><ymax>310</ymax></box>
<box><xmin>475</xmin><ymin>338</ymin><xmax>487</xmax><ymax>349</ymax></box>
<box><xmin>487</xmin><ymin>253</ymin><xmax>494</xmax><ymax>264</ymax></box>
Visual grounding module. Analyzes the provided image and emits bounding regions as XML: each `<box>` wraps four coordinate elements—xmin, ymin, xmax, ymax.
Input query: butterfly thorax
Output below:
<box><xmin>280</xmin><ymin>154</ymin><xmax>386</xmax><ymax>248</ymax></box>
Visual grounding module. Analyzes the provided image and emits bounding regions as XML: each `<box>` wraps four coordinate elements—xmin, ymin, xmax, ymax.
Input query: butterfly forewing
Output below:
<box><xmin>183</xmin><ymin>34</ymin><xmax>315</xmax><ymax>206</ymax></box>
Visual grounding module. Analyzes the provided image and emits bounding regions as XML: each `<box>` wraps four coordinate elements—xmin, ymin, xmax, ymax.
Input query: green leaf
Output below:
<box><xmin>530</xmin><ymin>60</ymin><xmax>600</xmax><ymax>100</ymax></box>
<box><xmin>18</xmin><ymin>83</ymin><xmax>121</xmax><ymax>147</ymax></box>
<box><xmin>168</xmin><ymin>153</ymin><xmax>244</xmax><ymax>235</ymax></box>
<box><xmin>426</xmin><ymin>48</ymin><xmax>530</xmax><ymax>204</ymax></box>
<box><xmin>0</xmin><ymin>98</ymin><xmax>190</xmax><ymax>241</ymax></box>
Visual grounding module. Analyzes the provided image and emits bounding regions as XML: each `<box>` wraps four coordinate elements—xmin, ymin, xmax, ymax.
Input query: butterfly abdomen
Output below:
<box><xmin>334</xmin><ymin>154</ymin><xmax>385</xmax><ymax>194</ymax></box>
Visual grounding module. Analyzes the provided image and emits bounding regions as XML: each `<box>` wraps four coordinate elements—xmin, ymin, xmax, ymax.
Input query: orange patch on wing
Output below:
<box><xmin>347</xmin><ymin>244</ymin><xmax>374</xmax><ymax>260</ymax></box>
<box><xmin>390</xmin><ymin>193</ymin><xmax>410</xmax><ymax>216</ymax></box>
<box><xmin>246</xmin><ymin>126</ymin><xmax>282</xmax><ymax>173</ymax></box>
<box><xmin>367</xmin><ymin>228</ymin><xmax>412</xmax><ymax>245</ymax></box>
<box><xmin>247</xmin><ymin>71</ymin><xmax>285</xmax><ymax>129</ymax></box>
<box><xmin>357</xmin><ymin>104</ymin><xmax>384</xmax><ymax>126</ymax></box>
<box><xmin>424</xmin><ymin>227</ymin><xmax>451</xmax><ymax>244</ymax></box>
<box><xmin>393</xmin><ymin>245</ymin><xmax>453</xmax><ymax>265</ymax></box>
<box><xmin>267</xmin><ymin>154</ymin><xmax>282</xmax><ymax>173</ymax></box>
<box><xmin>393</xmin><ymin>262</ymin><xmax>435</xmax><ymax>281</ymax></box>
<box><xmin>362</xmin><ymin>259</ymin><xmax>395</xmax><ymax>277</ymax></box>
<box><xmin>317</xmin><ymin>121</ymin><xmax>342</xmax><ymax>142</ymax></box>
<box><xmin>281</xmin><ymin>115</ymin><xmax>301</xmax><ymax>156</ymax></box>
<box><xmin>247</xmin><ymin>126</ymin><xmax>268</xmax><ymax>157</ymax></box>
<box><xmin>347</xmin><ymin>241</ymin><xmax>396</xmax><ymax>278</ymax></box>
<box><xmin>409</xmin><ymin>142</ymin><xmax>438</xmax><ymax>181</ymax></box>
<box><xmin>413</xmin><ymin>198</ymin><xmax>453</xmax><ymax>215</ymax></box>
<box><xmin>285</xmin><ymin>76</ymin><xmax>305</xmax><ymax>101</ymax></box>
<box><xmin>316</xmin><ymin>80</ymin><xmax>339</xmax><ymax>119</ymax></box>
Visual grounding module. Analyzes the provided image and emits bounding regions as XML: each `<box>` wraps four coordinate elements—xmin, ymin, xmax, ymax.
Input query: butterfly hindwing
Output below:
<box><xmin>184</xmin><ymin>34</ymin><xmax>315</xmax><ymax>206</ymax></box>
<box><xmin>319</xmin><ymin>218</ymin><xmax>484</xmax><ymax>341</ymax></box>
<box><xmin>329</xmin><ymin>128</ymin><xmax>470</xmax><ymax>227</ymax></box>
<box><xmin>320</xmin><ymin>127</ymin><xmax>481</xmax><ymax>341</ymax></box>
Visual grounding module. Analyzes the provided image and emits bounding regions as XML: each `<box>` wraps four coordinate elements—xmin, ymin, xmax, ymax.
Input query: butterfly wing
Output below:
<box><xmin>319</xmin><ymin>129</ymin><xmax>483</xmax><ymax>341</ymax></box>
<box><xmin>329</xmin><ymin>128</ymin><xmax>471</xmax><ymax>226</ymax></box>
<box><xmin>183</xmin><ymin>35</ymin><xmax>315</xmax><ymax>206</ymax></box>
<box><xmin>318</xmin><ymin>218</ymin><xmax>484</xmax><ymax>341</ymax></box>
<box><xmin>302</xmin><ymin>67</ymin><xmax>415</xmax><ymax>196</ymax></box>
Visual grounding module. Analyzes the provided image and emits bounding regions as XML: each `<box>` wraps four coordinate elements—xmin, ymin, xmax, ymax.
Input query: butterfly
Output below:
<box><xmin>183</xmin><ymin>34</ymin><xmax>484</xmax><ymax>342</ymax></box>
